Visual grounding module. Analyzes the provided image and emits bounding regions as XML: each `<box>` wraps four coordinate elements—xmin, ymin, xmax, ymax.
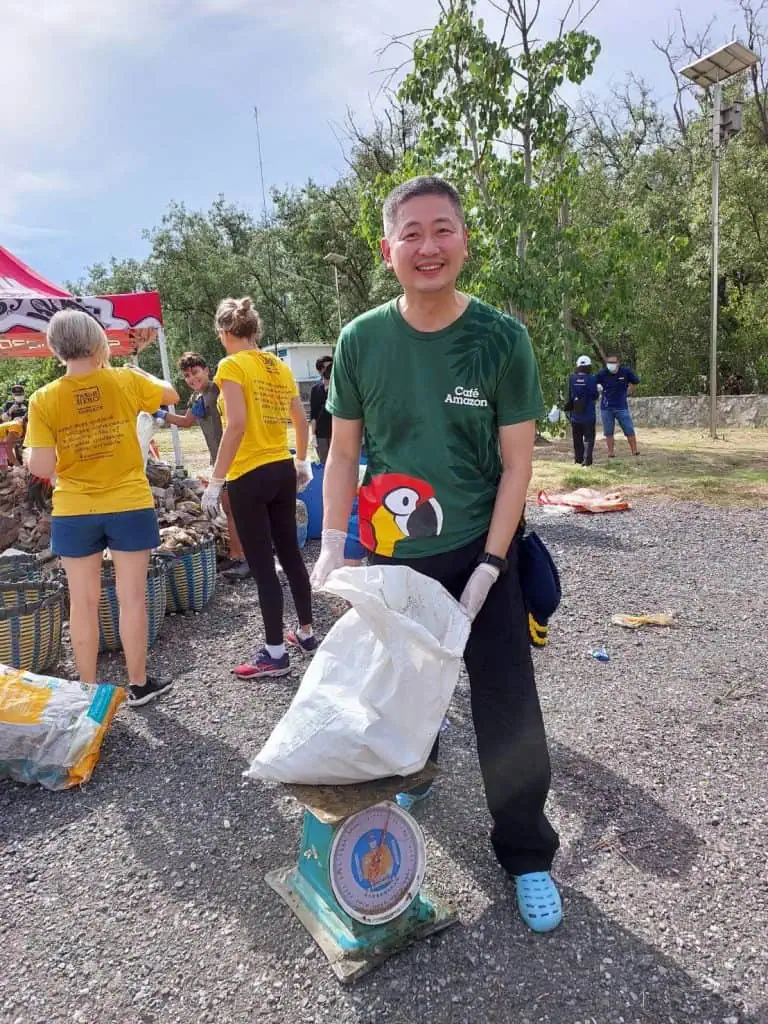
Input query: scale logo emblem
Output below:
<box><xmin>351</xmin><ymin>828</ymin><xmax>402</xmax><ymax>892</ymax></box>
<box><xmin>330</xmin><ymin>801</ymin><xmax>427</xmax><ymax>925</ymax></box>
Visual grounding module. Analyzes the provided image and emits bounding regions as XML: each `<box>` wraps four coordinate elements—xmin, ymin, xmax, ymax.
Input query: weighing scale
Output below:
<box><xmin>265</xmin><ymin>764</ymin><xmax>458</xmax><ymax>983</ymax></box>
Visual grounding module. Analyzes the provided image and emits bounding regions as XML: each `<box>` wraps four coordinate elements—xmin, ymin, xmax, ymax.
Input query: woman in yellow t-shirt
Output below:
<box><xmin>25</xmin><ymin>310</ymin><xmax>179</xmax><ymax>707</ymax></box>
<box><xmin>201</xmin><ymin>297</ymin><xmax>315</xmax><ymax>679</ymax></box>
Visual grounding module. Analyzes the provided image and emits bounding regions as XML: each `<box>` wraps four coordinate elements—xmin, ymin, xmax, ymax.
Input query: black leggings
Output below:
<box><xmin>227</xmin><ymin>459</ymin><xmax>312</xmax><ymax>646</ymax></box>
<box><xmin>371</xmin><ymin>534</ymin><xmax>559</xmax><ymax>876</ymax></box>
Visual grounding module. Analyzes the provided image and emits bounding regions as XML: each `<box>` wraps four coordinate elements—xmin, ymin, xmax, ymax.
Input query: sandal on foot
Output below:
<box><xmin>515</xmin><ymin>871</ymin><xmax>563</xmax><ymax>933</ymax></box>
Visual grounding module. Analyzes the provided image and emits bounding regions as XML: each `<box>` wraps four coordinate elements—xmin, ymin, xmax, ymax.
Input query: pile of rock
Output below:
<box><xmin>147</xmin><ymin>460</ymin><xmax>230</xmax><ymax>558</ymax></box>
<box><xmin>0</xmin><ymin>467</ymin><xmax>51</xmax><ymax>553</ymax></box>
<box><xmin>0</xmin><ymin>461</ymin><xmax>229</xmax><ymax>558</ymax></box>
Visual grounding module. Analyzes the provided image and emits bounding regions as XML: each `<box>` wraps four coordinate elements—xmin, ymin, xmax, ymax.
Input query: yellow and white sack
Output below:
<box><xmin>0</xmin><ymin>665</ymin><xmax>125</xmax><ymax>790</ymax></box>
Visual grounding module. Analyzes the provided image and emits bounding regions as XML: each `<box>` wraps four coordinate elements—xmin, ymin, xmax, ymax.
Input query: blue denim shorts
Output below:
<box><xmin>601</xmin><ymin>407</ymin><xmax>635</xmax><ymax>437</ymax></box>
<box><xmin>51</xmin><ymin>508</ymin><xmax>161</xmax><ymax>558</ymax></box>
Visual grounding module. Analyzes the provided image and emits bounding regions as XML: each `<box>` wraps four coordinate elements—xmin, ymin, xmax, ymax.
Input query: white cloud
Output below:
<box><xmin>0</xmin><ymin>171</ymin><xmax>73</xmax><ymax>221</ymax></box>
<box><xmin>0</xmin><ymin>0</ymin><xmax>187</xmax><ymax>221</ymax></box>
<box><xmin>245</xmin><ymin>0</ymin><xmax>441</xmax><ymax>109</ymax></box>
<box><xmin>1</xmin><ymin>0</ymin><xmax>439</xmax><ymax>223</ymax></box>
<box><xmin>7</xmin><ymin>0</ymin><xmax>702</xmax><ymax>234</ymax></box>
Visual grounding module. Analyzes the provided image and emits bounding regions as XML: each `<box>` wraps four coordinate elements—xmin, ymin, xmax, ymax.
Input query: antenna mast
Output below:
<box><xmin>254</xmin><ymin>106</ymin><xmax>279</xmax><ymax>354</ymax></box>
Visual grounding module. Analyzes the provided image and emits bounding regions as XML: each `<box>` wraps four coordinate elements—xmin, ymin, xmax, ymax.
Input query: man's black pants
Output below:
<box><xmin>370</xmin><ymin>534</ymin><xmax>559</xmax><ymax>876</ymax></box>
<box><xmin>572</xmin><ymin>420</ymin><xmax>596</xmax><ymax>466</ymax></box>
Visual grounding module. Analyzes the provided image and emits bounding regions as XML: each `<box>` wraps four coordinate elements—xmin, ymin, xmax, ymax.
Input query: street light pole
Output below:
<box><xmin>332</xmin><ymin>265</ymin><xmax>342</xmax><ymax>333</ymax></box>
<box><xmin>679</xmin><ymin>41</ymin><xmax>759</xmax><ymax>439</ymax></box>
<box><xmin>709</xmin><ymin>79</ymin><xmax>722</xmax><ymax>439</ymax></box>
<box><xmin>324</xmin><ymin>252</ymin><xmax>346</xmax><ymax>337</ymax></box>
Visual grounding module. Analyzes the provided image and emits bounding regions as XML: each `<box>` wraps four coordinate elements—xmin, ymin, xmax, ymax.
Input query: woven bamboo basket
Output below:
<box><xmin>162</xmin><ymin>535</ymin><xmax>217</xmax><ymax>614</ymax></box>
<box><xmin>0</xmin><ymin>580</ymin><xmax>65</xmax><ymax>672</ymax></box>
<box><xmin>0</xmin><ymin>552</ymin><xmax>43</xmax><ymax>585</ymax></box>
<box><xmin>98</xmin><ymin>557</ymin><xmax>167</xmax><ymax>653</ymax></box>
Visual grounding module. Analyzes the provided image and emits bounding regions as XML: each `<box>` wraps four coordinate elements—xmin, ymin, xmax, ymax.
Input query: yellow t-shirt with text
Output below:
<box><xmin>214</xmin><ymin>349</ymin><xmax>298</xmax><ymax>481</ymax></box>
<box><xmin>25</xmin><ymin>367</ymin><xmax>166</xmax><ymax>516</ymax></box>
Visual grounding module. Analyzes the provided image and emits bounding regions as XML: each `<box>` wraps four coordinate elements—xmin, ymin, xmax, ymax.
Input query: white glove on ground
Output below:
<box><xmin>295</xmin><ymin>458</ymin><xmax>313</xmax><ymax>493</ymax></box>
<box><xmin>201</xmin><ymin>477</ymin><xmax>225</xmax><ymax>517</ymax></box>
<box><xmin>459</xmin><ymin>563</ymin><xmax>500</xmax><ymax>622</ymax></box>
<box><xmin>309</xmin><ymin>528</ymin><xmax>347</xmax><ymax>589</ymax></box>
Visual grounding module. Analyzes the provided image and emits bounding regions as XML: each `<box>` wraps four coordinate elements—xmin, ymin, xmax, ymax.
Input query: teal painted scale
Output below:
<box><xmin>266</xmin><ymin>778</ymin><xmax>457</xmax><ymax>983</ymax></box>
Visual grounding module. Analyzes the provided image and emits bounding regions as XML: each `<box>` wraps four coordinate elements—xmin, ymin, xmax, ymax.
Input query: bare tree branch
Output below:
<box><xmin>738</xmin><ymin>0</ymin><xmax>768</xmax><ymax>143</ymax></box>
<box><xmin>651</xmin><ymin>31</ymin><xmax>692</xmax><ymax>138</ymax></box>
<box><xmin>570</xmin><ymin>0</ymin><xmax>602</xmax><ymax>36</ymax></box>
<box><xmin>677</xmin><ymin>8</ymin><xmax>715</xmax><ymax>61</ymax></box>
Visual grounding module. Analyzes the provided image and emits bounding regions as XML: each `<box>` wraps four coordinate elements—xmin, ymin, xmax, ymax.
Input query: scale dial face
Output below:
<box><xmin>329</xmin><ymin>801</ymin><xmax>426</xmax><ymax>925</ymax></box>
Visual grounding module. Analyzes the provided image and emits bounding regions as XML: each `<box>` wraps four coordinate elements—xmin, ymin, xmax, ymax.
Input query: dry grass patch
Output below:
<box><xmin>531</xmin><ymin>428</ymin><xmax>768</xmax><ymax>506</ymax></box>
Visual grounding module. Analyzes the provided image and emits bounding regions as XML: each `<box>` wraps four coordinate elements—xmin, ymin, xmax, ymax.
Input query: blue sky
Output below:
<box><xmin>3</xmin><ymin>0</ymin><xmax>737</xmax><ymax>287</ymax></box>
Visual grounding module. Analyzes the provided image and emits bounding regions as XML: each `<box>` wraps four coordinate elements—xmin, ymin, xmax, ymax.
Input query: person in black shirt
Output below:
<box><xmin>309</xmin><ymin>356</ymin><xmax>333</xmax><ymax>463</ymax></box>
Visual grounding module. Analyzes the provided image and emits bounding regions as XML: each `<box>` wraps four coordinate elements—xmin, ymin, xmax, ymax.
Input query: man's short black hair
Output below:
<box><xmin>382</xmin><ymin>176</ymin><xmax>465</xmax><ymax>236</ymax></box>
<box><xmin>316</xmin><ymin>355</ymin><xmax>332</xmax><ymax>373</ymax></box>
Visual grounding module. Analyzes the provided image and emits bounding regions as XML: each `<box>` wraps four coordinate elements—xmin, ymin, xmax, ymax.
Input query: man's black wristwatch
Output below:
<box><xmin>478</xmin><ymin>552</ymin><xmax>508</xmax><ymax>574</ymax></box>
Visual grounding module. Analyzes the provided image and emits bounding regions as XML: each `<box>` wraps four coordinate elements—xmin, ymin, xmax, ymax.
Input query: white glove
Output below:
<box><xmin>459</xmin><ymin>564</ymin><xmax>500</xmax><ymax>622</ymax></box>
<box><xmin>201</xmin><ymin>477</ymin><xmax>225</xmax><ymax>517</ymax></box>
<box><xmin>309</xmin><ymin>528</ymin><xmax>347</xmax><ymax>589</ymax></box>
<box><xmin>295</xmin><ymin>457</ymin><xmax>313</xmax><ymax>493</ymax></box>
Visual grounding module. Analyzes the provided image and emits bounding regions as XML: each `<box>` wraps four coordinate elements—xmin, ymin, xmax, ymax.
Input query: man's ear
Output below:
<box><xmin>380</xmin><ymin>237</ymin><xmax>393</xmax><ymax>268</ymax></box>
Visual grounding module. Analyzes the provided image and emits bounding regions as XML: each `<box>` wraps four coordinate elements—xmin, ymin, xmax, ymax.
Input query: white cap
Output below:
<box><xmin>576</xmin><ymin>355</ymin><xmax>592</xmax><ymax>368</ymax></box>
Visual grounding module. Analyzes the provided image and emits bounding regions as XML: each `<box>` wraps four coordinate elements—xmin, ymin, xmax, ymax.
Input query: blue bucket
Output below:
<box><xmin>344</xmin><ymin>498</ymin><xmax>366</xmax><ymax>560</ymax></box>
<box><xmin>303</xmin><ymin>463</ymin><xmax>325</xmax><ymax>540</ymax></box>
<box><xmin>303</xmin><ymin>460</ymin><xmax>368</xmax><ymax>548</ymax></box>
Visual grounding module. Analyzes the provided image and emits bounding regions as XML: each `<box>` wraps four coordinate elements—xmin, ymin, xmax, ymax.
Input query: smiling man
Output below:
<box><xmin>310</xmin><ymin>176</ymin><xmax>562</xmax><ymax>933</ymax></box>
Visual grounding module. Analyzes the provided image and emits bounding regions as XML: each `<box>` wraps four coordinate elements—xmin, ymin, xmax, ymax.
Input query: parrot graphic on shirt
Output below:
<box><xmin>358</xmin><ymin>473</ymin><xmax>444</xmax><ymax>557</ymax></box>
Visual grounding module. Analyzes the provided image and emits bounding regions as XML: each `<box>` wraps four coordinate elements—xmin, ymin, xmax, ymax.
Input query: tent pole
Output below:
<box><xmin>157</xmin><ymin>327</ymin><xmax>184</xmax><ymax>471</ymax></box>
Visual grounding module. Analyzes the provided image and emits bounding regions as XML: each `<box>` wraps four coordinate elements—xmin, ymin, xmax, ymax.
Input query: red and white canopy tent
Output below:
<box><xmin>0</xmin><ymin>245</ymin><xmax>182</xmax><ymax>467</ymax></box>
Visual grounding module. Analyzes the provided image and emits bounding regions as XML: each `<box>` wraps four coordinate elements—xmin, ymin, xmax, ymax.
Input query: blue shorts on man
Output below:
<box><xmin>600</xmin><ymin>407</ymin><xmax>635</xmax><ymax>438</ymax></box>
<box><xmin>595</xmin><ymin>360</ymin><xmax>640</xmax><ymax>456</ymax></box>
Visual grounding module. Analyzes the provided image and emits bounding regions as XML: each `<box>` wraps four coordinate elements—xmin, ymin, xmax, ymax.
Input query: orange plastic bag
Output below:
<box><xmin>537</xmin><ymin>488</ymin><xmax>631</xmax><ymax>514</ymax></box>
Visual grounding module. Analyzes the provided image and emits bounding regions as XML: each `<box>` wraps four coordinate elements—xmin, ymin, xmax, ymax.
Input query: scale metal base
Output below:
<box><xmin>267</xmin><ymin>765</ymin><xmax>458</xmax><ymax>984</ymax></box>
<box><xmin>266</xmin><ymin>865</ymin><xmax>455</xmax><ymax>984</ymax></box>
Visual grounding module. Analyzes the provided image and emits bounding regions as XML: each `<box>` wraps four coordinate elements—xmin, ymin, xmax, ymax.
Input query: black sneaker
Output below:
<box><xmin>127</xmin><ymin>676</ymin><xmax>173</xmax><ymax>707</ymax></box>
<box><xmin>222</xmin><ymin>560</ymin><xmax>251</xmax><ymax>581</ymax></box>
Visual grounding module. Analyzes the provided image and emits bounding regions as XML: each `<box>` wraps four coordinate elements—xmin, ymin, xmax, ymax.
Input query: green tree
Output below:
<box><xmin>357</xmin><ymin>0</ymin><xmax>600</xmax><ymax>402</ymax></box>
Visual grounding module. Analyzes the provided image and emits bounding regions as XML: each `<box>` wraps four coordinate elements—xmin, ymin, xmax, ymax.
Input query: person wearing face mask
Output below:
<box><xmin>595</xmin><ymin>353</ymin><xmax>640</xmax><ymax>457</ymax></box>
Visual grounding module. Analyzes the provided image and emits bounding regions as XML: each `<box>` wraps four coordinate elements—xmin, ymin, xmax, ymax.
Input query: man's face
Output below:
<box><xmin>183</xmin><ymin>366</ymin><xmax>209</xmax><ymax>392</ymax></box>
<box><xmin>380</xmin><ymin>194</ymin><xmax>468</xmax><ymax>295</ymax></box>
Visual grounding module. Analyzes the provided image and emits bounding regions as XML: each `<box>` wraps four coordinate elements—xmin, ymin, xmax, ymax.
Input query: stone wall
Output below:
<box><xmin>628</xmin><ymin>394</ymin><xmax>768</xmax><ymax>428</ymax></box>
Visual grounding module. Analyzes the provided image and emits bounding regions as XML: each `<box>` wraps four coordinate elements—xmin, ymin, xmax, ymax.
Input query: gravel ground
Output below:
<box><xmin>1</xmin><ymin>501</ymin><xmax>767</xmax><ymax>1024</ymax></box>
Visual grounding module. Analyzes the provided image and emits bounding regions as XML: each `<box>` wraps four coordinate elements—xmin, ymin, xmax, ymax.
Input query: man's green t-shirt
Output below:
<box><xmin>327</xmin><ymin>296</ymin><xmax>545</xmax><ymax>559</ymax></box>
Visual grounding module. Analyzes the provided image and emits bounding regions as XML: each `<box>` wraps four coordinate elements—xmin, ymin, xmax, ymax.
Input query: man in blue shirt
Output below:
<box><xmin>567</xmin><ymin>355</ymin><xmax>599</xmax><ymax>466</ymax></box>
<box><xmin>595</xmin><ymin>352</ymin><xmax>640</xmax><ymax>457</ymax></box>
